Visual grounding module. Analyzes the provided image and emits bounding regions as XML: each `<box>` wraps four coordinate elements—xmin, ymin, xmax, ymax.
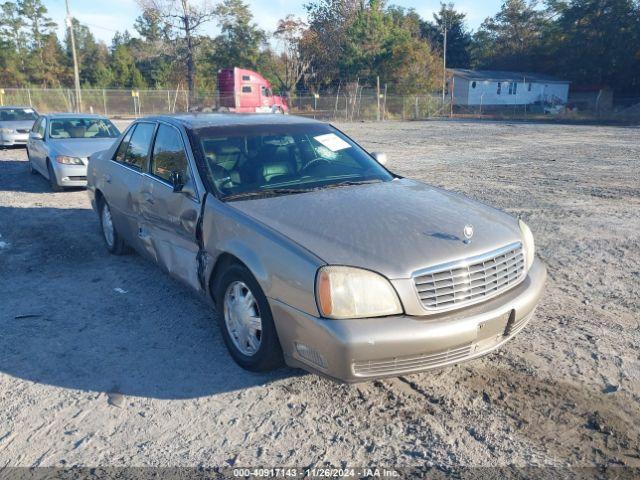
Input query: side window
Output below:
<box><xmin>123</xmin><ymin>122</ymin><xmax>155</xmax><ymax>171</ymax></box>
<box><xmin>114</xmin><ymin>127</ymin><xmax>134</xmax><ymax>163</ymax></box>
<box><xmin>242</xmin><ymin>86</ymin><xmax>252</xmax><ymax>93</ymax></box>
<box><xmin>31</xmin><ymin>118</ymin><xmax>41</xmax><ymax>133</ymax></box>
<box><xmin>151</xmin><ymin>124</ymin><xmax>191</xmax><ymax>186</ymax></box>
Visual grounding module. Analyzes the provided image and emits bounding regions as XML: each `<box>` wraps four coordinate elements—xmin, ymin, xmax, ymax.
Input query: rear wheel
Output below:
<box><xmin>215</xmin><ymin>263</ymin><xmax>283</xmax><ymax>372</ymax></box>
<box><xmin>99</xmin><ymin>199</ymin><xmax>126</xmax><ymax>255</ymax></box>
<box><xmin>46</xmin><ymin>160</ymin><xmax>63</xmax><ymax>192</ymax></box>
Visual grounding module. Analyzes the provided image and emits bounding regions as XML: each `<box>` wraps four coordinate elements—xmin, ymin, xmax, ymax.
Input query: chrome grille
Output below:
<box><xmin>414</xmin><ymin>242</ymin><xmax>525</xmax><ymax>311</ymax></box>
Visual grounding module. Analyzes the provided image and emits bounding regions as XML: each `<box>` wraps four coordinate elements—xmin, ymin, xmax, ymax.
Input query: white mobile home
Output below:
<box><xmin>449</xmin><ymin>69</ymin><xmax>570</xmax><ymax>107</ymax></box>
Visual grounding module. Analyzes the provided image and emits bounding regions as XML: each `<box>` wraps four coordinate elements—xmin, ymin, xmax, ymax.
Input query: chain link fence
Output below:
<box><xmin>1</xmin><ymin>87</ymin><xmax>638</xmax><ymax>123</ymax></box>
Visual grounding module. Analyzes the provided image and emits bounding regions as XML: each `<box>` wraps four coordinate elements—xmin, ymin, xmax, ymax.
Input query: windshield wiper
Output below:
<box><xmin>321</xmin><ymin>179</ymin><xmax>384</xmax><ymax>189</ymax></box>
<box><xmin>223</xmin><ymin>188</ymin><xmax>316</xmax><ymax>201</ymax></box>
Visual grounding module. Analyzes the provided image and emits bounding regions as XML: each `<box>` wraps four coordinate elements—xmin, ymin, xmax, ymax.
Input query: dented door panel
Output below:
<box><xmin>139</xmin><ymin>175</ymin><xmax>202</xmax><ymax>291</ymax></box>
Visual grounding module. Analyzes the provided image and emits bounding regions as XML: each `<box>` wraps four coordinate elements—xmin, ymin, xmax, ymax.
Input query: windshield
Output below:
<box><xmin>49</xmin><ymin>118</ymin><xmax>120</xmax><ymax>139</ymax></box>
<box><xmin>192</xmin><ymin>123</ymin><xmax>393</xmax><ymax>199</ymax></box>
<box><xmin>0</xmin><ymin>108</ymin><xmax>37</xmax><ymax>122</ymax></box>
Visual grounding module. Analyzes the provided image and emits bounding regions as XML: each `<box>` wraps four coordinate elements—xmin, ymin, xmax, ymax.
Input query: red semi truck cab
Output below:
<box><xmin>218</xmin><ymin>68</ymin><xmax>289</xmax><ymax>113</ymax></box>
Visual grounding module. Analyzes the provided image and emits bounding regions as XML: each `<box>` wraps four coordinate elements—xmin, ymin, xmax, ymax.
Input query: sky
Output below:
<box><xmin>43</xmin><ymin>0</ymin><xmax>503</xmax><ymax>45</ymax></box>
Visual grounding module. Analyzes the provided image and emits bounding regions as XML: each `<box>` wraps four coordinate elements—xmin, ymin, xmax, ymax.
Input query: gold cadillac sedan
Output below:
<box><xmin>87</xmin><ymin>114</ymin><xmax>546</xmax><ymax>382</ymax></box>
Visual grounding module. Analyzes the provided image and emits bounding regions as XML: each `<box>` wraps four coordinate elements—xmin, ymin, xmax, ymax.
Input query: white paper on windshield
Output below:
<box><xmin>23</xmin><ymin>108</ymin><xmax>35</xmax><ymax>113</ymax></box>
<box><xmin>313</xmin><ymin>133</ymin><xmax>351</xmax><ymax>152</ymax></box>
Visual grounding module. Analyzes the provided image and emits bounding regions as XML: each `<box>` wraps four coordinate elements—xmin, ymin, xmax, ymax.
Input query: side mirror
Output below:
<box><xmin>30</xmin><ymin>132</ymin><xmax>43</xmax><ymax>141</ymax></box>
<box><xmin>170</xmin><ymin>170</ymin><xmax>185</xmax><ymax>193</ymax></box>
<box><xmin>371</xmin><ymin>152</ymin><xmax>388</xmax><ymax>166</ymax></box>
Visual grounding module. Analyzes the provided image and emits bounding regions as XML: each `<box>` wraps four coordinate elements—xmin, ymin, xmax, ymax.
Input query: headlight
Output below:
<box><xmin>315</xmin><ymin>266</ymin><xmax>402</xmax><ymax>319</ymax></box>
<box><xmin>519</xmin><ymin>219</ymin><xmax>535</xmax><ymax>270</ymax></box>
<box><xmin>0</xmin><ymin>128</ymin><xmax>16</xmax><ymax>134</ymax></box>
<box><xmin>56</xmin><ymin>155</ymin><xmax>84</xmax><ymax>165</ymax></box>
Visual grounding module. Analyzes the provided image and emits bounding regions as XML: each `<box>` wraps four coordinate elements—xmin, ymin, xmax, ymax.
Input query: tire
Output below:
<box><xmin>27</xmin><ymin>150</ymin><xmax>37</xmax><ymax>175</ymax></box>
<box><xmin>99</xmin><ymin>199</ymin><xmax>127</xmax><ymax>255</ymax></box>
<box><xmin>215</xmin><ymin>263</ymin><xmax>283</xmax><ymax>372</ymax></box>
<box><xmin>46</xmin><ymin>160</ymin><xmax>63</xmax><ymax>192</ymax></box>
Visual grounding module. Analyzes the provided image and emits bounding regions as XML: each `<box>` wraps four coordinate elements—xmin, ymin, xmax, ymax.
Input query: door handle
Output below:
<box><xmin>104</xmin><ymin>174</ymin><xmax>112</xmax><ymax>183</ymax></box>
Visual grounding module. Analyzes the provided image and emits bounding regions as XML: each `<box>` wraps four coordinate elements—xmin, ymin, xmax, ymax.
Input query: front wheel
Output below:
<box><xmin>27</xmin><ymin>150</ymin><xmax>37</xmax><ymax>175</ymax></box>
<box><xmin>47</xmin><ymin>160</ymin><xmax>63</xmax><ymax>192</ymax></box>
<box><xmin>99</xmin><ymin>199</ymin><xmax>127</xmax><ymax>255</ymax></box>
<box><xmin>215</xmin><ymin>263</ymin><xmax>283</xmax><ymax>372</ymax></box>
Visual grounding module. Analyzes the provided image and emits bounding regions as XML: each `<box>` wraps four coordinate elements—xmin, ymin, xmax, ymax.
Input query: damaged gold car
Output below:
<box><xmin>87</xmin><ymin>114</ymin><xmax>546</xmax><ymax>382</ymax></box>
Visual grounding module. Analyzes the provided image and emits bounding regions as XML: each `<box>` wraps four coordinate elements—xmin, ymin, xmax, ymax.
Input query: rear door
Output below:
<box><xmin>139</xmin><ymin>122</ymin><xmax>202</xmax><ymax>291</ymax></box>
<box><xmin>101</xmin><ymin>122</ymin><xmax>156</xmax><ymax>249</ymax></box>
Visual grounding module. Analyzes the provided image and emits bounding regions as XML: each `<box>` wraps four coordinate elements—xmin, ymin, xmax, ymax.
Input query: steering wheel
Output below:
<box><xmin>300</xmin><ymin>157</ymin><xmax>331</xmax><ymax>175</ymax></box>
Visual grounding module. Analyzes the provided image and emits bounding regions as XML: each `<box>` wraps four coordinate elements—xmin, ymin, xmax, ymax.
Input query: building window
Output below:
<box><xmin>512</xmin><ymin>82</ymin><xmax>518</xmax><ymax>95</ymax></box>
<box><xmin>528</xmin><ymin>83</ymin><xmax>532</xmax><ymax>92</ymax></box>
<box><xmin>242</xmin><ymin>75</ymin><xmax>251</xmax><ymax>81</ymax></box>
<box><xmin>471</xmin><ymin>81</ymin><xmax>477</xmax><ymax>89</ymax></box>
<box><xmin>497</xmin><ymin>83</ymin><xmax>501</xmax><ymax>95</ymax></box>
<box><xmin>242</xmin><ymin>86</ymin><xmax>252</xmax><ymax>93</ymax></box>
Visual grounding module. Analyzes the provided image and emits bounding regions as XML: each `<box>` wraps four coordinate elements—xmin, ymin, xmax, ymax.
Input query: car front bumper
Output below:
<box><xmin>0</xmin><ymin>132</ymin><xmax>29</xmax><ymax>146</ymax></box>
<box><xmin>271</xmin><ymin>258</ymin><xmax>547</xmax><ymax>382</ymax></box>
<box><xmin>53</xmin><ymin>163</ymin><xmax>88</xmax><ymax>187</ymax></box>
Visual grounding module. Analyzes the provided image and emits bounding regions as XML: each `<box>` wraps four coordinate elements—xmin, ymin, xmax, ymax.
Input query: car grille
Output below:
<box><xmin>16</xmin><ymin>129</ymin><xmax>30</xmax><ymax>134</ymax></box>
<box><xmin>353</xmin><ymin>343</ymin><xmax>473</xmax><ymax>376</ymax></box>
<box><xmin>414</xmin><ymin>242</ymin><xmax>525</xmax><ymax>311</ymax></box>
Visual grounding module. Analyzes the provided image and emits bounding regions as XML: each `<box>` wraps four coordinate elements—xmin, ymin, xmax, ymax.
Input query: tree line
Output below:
<box><xmin>1</xmin><ymin>0</ymin><xmax>639</xmax><ymax>96</ymax></box>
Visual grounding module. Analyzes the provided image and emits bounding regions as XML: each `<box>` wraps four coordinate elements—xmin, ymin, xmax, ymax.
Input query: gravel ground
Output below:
<box><xmin>0</xmin><ymin>120</ymin><xmax>638</xmax><ymax>470</ymax></box>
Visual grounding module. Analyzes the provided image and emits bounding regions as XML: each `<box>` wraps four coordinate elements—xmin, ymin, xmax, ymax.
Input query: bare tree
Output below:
<box><xmin>273</xmin><ymin>15</ymin><xmax>313</xmax><ymax>95</ymax></box>
<box><xmin>137</xmin><ymin>0</ymin><xmax>215</xmax><ymax>97</ymax></box>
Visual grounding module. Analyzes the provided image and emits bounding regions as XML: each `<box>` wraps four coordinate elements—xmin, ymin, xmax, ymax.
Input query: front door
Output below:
<box><xmin>28</xmin><ymin>117</ymin><xmax>47</xmax><ymax>174</ymax></box>
<box><xmin>139</xmin><ymin>123</ymin><xmax>201</xmax><ymax>291</ymax></box>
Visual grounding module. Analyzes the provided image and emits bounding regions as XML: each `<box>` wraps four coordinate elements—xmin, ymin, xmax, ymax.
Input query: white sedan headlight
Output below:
<box><xmin>56</xmin><ymin>155</ymin><xmax>84</xmax><ymax>165</ymax></box>
<box><xmin>0</xmin><ymin>128</ymin><xmax>16</xmax><ymax>134</ymax></box>
<box><xmin>316</xmin><ymin>266</ymin><xmax>402</xmax><ymax>319</ymax></box>
<box><xmin>519</xmin><ymin>219</ymin><xmax>536</xmax><ymax>270</ymax></box>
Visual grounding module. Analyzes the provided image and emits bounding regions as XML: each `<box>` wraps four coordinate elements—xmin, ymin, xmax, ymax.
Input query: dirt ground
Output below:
<box><xmin>0</xmin><ymin>120</ymin><xmax>638</xmax><ymax>471</ymax></box>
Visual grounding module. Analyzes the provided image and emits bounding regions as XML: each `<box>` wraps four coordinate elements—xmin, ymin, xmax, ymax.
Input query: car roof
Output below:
<box><xmin>43</xmin><ymin>113</ymin><xmax>107</xmax><ymax>119</ymax></box>
<box><xmin>0</xmin><ymin>105</ymin><xmax>35</xmax><ymax>110</ymax></box>
<box><xmin>141</xmin><ymin>113</ymin><xmax>324</xmax><ymax>129</ymax></box>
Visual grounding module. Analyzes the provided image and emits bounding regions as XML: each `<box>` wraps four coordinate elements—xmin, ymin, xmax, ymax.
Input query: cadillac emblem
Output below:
<box><xmin>463</xmin><ymin>224</ymin><xmax>474</xmax><ymax>244</ymax></box>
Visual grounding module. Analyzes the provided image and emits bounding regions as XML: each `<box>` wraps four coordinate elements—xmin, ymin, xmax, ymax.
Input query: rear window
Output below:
<box><xmin>0</xmin><ymin>108</ymin><xmax>37</xmax><ymax>121</ymax></box>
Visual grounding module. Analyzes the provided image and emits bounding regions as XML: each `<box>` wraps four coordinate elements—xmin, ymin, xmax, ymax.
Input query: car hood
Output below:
<box><xmin>51</xmin><ymin>138</ymin><xmax>118</xmax><ymax>158</ymax></box>
<box><xmin>229</xmin><ymin>178</ymin><xmax>523</xmax><ymax>279</ymax></box>
<box><xmin>0</xmin><ymin>120</ymin><xmax>34</xmax><ymax>131</ymax></box>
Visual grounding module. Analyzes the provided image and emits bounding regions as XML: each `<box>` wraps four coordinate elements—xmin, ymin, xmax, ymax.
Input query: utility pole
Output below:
<box><xmin>441</xmin><ymin>26</ymin><xmax>447</xmax><ymax>107</ymax></box>
<box><xmin>65</xmin><ymin>0</ymin><xmax>82</xmax><ymax>112</ymax></box>
<box><xmin>376</xmin><ymin>76</ymin><xmax>381</xmax><ymax>122</ymax></box>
